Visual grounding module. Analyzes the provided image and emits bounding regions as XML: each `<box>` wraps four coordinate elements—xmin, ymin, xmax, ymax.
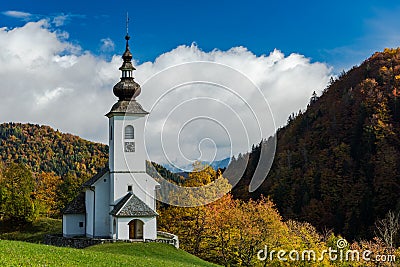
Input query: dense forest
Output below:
<box><xmin>0</xmin><ymin>123</ymin><xmax>108</xmax><ymax>178</ymax></box>
<box><xmin>229</xmin><ymin>48</ymin><xmax>400</xmax><ymax>240</ymax></box>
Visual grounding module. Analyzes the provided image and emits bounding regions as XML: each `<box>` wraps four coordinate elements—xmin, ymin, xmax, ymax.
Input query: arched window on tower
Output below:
<box><xmin>125</xmin><ymin>125</ymin><xmax>134</xmax><ymax>139</ymax></box>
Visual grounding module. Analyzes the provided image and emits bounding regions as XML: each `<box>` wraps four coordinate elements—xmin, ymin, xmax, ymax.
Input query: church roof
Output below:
<box><xmin>106</xmin><ymin>100</ymin><xmax>148</xmax><ymax>117</ymax></box>
<box><xmin>82</xmin><ymin>166</ymin><xmax>109</xmax><ymax>187</ymax></box>
<box><xmin>110</xmin><ymin>192</ymin><xmax>158</xmax><ymax>217</ymax></box>
<box><xmin>63</xmin><ymin>192</ymin><xmax>86</xmax><ymax>214</ymax></box>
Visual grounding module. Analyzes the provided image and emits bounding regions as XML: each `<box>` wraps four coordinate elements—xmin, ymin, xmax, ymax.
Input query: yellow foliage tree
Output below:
<box><xmin>33</xmin><ymin>172</ymin><xmax>62</xmax><ymax>217</ymax></box>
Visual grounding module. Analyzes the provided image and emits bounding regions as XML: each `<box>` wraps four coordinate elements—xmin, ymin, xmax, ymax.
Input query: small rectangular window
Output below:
<box><xmin>128</xmin><ymin>185</ymin><xmax>133</xmax><ymax>192</ymax></box>
<box><xmin>79</xmin><ymin>222</ymin><xmax>84</xmax><ymax>228</ymax></box>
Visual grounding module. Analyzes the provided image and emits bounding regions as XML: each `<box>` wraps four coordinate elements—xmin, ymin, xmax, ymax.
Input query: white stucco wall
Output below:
<box><xmin>109</xmin><ymin>113</ymin><xmax>159</xmax><ymax>209</ymax></box>
<box><xmin>111</xmin><ymin>172</ymin><xmax>158</xmax><ymax>207</ymax></box>
<box><xmin>114</xmin><ymin>216</ymin><xmax>157</xmax><ymax>240</ymax></box>
<box><xmin>63</xmin><ymin>214</ymin><xmax>85</xmax><ymax>237</ymax></box>
<box><xmin>85</xmin><ymin>189</ymin><xmax>94</xmax><ymax>237</ymax></box>
<box><xmin>109</xmin><ymin>115</ymin><xmax>147</xmax><ymax>173</ymax></box>
<box><xmin>106</xmin><ymin>112</ymin><xmax>159</xmax><ymax>241</ymax></box>
<box><xmin>93</xmin><ymin>172</ymin><xmax>110</xmax><ymax>237</ymax></box>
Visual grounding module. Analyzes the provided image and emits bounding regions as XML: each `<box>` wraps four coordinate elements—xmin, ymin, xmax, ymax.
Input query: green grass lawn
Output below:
<box><xmin>0</xmin><ymin>217</ymin><xmax>219</xmax><ymax>266</ymax></box>
<box><xmin>0</xmin><ymin>240</ymin><xmax>219</xmax><ymax>267</ymax></box>
<box><xmin>0</xmin><ymin>217</ymin><xmax>62</xmax><ymax>243</ymax></box>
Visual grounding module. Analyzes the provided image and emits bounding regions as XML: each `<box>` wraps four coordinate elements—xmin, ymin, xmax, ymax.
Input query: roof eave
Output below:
<box><xmin>111</xmin><ymin>213</ymin><xmax>158</xmax><ymax>217</ymax></box>
<box><xmin>105</xmin><ymin>111</ymin><xmax>149</xmax><ymax>118</ymax></box>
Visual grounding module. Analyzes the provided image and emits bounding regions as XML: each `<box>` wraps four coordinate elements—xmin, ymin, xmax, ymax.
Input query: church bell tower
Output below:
<box><xmin>63</xmin><ymin>18</ymin><xmax>159</xmax><ymax>241</ymax></box>
<box><xmin>105</xmin><ymin>31</ymin><xmax>150</xmax><ymax>204</ymax></box>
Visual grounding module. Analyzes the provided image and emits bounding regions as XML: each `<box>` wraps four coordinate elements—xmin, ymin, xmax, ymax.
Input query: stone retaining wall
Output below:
<box><xmin>43</xmin><ymin>234</ymin><xmax>116</xmax><ymax>249</ymax></box>
<box><xmin>44</xmin><ymin>232</ymin><xmax>179</xmax><ymax>249</ymax></box>
<box><xmin>155</xmin><ymin>231</ymin><xmax>179</xmax><ymax>248</ymax></box>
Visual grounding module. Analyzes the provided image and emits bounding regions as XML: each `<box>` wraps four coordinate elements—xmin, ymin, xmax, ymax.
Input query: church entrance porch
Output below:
<box><xmin>128</xmin><ymin>219</ymin><xmax>144</xmax><ymax>239</ymax></box>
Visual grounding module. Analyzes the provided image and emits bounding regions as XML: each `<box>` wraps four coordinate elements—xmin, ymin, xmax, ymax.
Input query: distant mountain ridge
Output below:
<box><xmin>162</xmin><ymin>157</ymin><xmax>231</xmax><ymax>173</ymax></box>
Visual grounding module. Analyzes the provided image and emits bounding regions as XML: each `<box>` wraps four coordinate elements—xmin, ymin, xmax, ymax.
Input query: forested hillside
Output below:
<box><xmin>0</xmin><ymin>123</ymin><xmax>183</xmax><ymax>218</ymax></box>
<box><xmin>229</xmin><ymin>48</ymin><xmax>400</xmax><ymax>240</ymax></box>
<box><xmin>0</xmin><ymin>123</ymin><xmax>108</xmax><ymax>178</ymax></box>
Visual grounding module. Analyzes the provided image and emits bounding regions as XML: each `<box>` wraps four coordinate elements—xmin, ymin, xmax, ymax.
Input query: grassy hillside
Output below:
<box><xmin>0</xmin><ymin>240</ymin><xmax>219</xmax><ymax>267</ymax></box>
<box><xmin>0</xmin><ymin>217</ymin><xmax>62</xmax><ymax>243</ymax></box>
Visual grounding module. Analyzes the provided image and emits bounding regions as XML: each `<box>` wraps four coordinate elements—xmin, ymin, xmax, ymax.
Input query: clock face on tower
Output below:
<box><xmin>124</xmin><ymin>142</ymin><xmax>135</xmax><ymax>152</ymax></box>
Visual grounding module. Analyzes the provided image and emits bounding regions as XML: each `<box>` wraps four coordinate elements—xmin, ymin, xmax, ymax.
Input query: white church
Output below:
<box><xmin>62</xmin><ymin>32</ymin><xmax>159</xmax><ymax>240</ymax></box>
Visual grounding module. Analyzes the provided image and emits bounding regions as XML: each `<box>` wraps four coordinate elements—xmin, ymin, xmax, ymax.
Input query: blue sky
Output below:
<box><xmin>2</xmin><ymin>0</ymin><xmax>400</xmax><ymax>71</ymax></box>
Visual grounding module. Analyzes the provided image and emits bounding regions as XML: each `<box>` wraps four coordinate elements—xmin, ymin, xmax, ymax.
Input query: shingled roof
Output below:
<box><xmin>63</xmin><ymin>192</ymin><xmax>86</xmax><ymax>214</ymax></box>
<box><xmin>82</xmin><ymin>166</ymin><xmax>109</xmax><ymax>187</ymax></box>
<box><xmin>106</xmin><ymin>100</ymin><xmax>149</xmax><ymax>117</ymax></box>
<box><xmin>110</xmin><ymin>192</ymin><xmax>158</xmax><ymax>217</ymax></box>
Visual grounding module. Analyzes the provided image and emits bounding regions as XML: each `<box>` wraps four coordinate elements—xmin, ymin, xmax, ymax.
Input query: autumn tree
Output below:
<box><xmin>159</xmin><ymin>162</ymin><xmax>231</xmax><ymax>256</ymax></box>
<box><xmin>56</xmin><ymin>172</ymin><xmax>87</xmax><ymax>213</ymax></box>
<box><xmin>0</xmin><ymin>163</ymin><xmax>36</xmax><ymax>223</ymax></box>
<box><xmin>33</xmin><ymin>172</ymin><xmax>62</xmax><ymax>217</ymax></box>
<box><xmin>203</xmin><ymin>194</ymin><xmax>237</xmax><ymax>265</ymax></box>
<box><xmin>228</xmin><ymin>197</ymin><xmax>290</xmax><ymax>266</ymax></box>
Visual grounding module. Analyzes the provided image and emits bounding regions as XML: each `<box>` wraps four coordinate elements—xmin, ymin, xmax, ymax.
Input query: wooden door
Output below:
<box><xmin>128</xmin><ymin>220</ymin><xmax>135</xmax><ymax>239</ymax></box>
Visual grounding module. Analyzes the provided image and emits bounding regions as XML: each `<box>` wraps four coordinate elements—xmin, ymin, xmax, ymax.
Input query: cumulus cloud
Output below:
<box><xmin>135</xmin><ymin>45</ymin><xmax>332</xmax><ymax>167</ymax></box>
<box><xmin>0</xmin><ymin>21</ymin><xmax>332</xmax><ymax>167</ymax></box>
<box><xmin>0</xmin><ymin>20</ymin><xmax>118</xmax><ymax>143</ymax></box>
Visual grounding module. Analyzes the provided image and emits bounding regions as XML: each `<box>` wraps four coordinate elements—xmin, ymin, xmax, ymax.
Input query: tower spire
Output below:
<box><xmin>125</xmin><ymin>12</ymin><xmax>130</xmax><ymax>49</ymax></box>
<box><xmin>126</xmin><ymin>12</ymin><xmax>129</xmax><ymax>35</ymax></box>
<box><xmin>111</xmin><ymin>14</ymin><xmax>141</xmax><ymax>101</ymax></box>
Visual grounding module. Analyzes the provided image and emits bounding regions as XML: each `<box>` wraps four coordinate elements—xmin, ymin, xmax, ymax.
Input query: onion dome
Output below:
<box><xmin>113</xmin><ymin>34</ymin><xmax>141</xmax><ymax>101</ymax></box>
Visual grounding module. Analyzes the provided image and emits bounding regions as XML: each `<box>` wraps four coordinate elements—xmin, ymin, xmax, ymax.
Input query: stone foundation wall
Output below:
<box><xmin>44</xmin><ymin>232</ymin><xmax>179</xmax><ymax>249</ymax></box>
<box><xmin>43</xmin><ymin>234</ymin><xmax>117</xmax><ymax>249</ymax></box>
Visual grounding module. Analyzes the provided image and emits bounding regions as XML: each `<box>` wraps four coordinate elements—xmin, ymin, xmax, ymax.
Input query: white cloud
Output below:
<box><xmin>2</xmin><ymin>10</ymin><xmax>32</xmax><ymax>19</ymax></box>
<box><xmin>0</xmin><ymin>20</ymin><xmax>117</xmax><ymax>143</ymax></box>
<box><xmin>35</xmin><ymin>87</ymin><xmax>73</xmax><ymax>105</ymax></box>
<box><xmin>135</xmin><ymin>45</ymin><xmax>332</xmax><ymax>166</ymax></box>
<box><xmin>0</xmin><ymin>21</ymin><xmax>332</xmax><ymax>166</ymax></box>
<box><xmin>100</xmin><ymin>38</ymin><xmax>115</xmax><ymax>52</ymax></box>
<box><xmin>2</xmin><ymin>10</ymin><xmax>85</xmax><ymax>29</ymax></box>
<box><xmin>52</xmin><ymin>15</ymin><xmax>68</xmax><ymax>27</ymax></box>
<box><xmin>51</xmin><ymin>13</ymin><xmax>85</xmax><ymax>27</ymax></box>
